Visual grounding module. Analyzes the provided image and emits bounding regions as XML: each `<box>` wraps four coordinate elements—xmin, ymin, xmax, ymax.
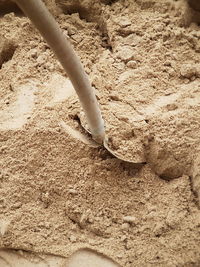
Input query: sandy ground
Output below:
<box><xmin>0</xmin><ymin>0</ymin><xmax>200</xmax><ymax>266</ymax></box>
<box><xmin>0</xmin><ymin>248</ymin><xmax>119</xmax><ymax>266</ymax></box>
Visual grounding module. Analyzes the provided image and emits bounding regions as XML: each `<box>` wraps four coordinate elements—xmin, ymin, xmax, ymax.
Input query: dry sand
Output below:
<box><xmin>0</xmin><ymin>0</ymin><xmax>200</xmax><ymax>266</ymax></box>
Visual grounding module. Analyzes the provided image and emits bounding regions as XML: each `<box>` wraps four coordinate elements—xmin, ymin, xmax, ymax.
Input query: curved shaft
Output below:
<box><xmin>15</xmin><ymin>0</ymin><xmax>105</xmax><ymax>142</ymax></box>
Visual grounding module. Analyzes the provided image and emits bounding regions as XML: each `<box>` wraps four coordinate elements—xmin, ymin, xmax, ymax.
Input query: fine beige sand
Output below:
<box><xmin>0</xmin><ymin>0</ymin><xmax>200</xmax><ymax>266</ymax></box>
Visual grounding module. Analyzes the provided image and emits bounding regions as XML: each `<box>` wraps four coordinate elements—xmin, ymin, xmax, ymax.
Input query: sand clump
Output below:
<box><xmin>0</xmin><ymin>0</ymin><xmax>200</xmax><ymax>266</ymax></box>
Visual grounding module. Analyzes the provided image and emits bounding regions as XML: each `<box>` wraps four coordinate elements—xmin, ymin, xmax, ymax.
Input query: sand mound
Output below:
<box><xmin>0</xmin><ymin>0</ymin><xmax>200</xmax><ymax>266</ymax></box>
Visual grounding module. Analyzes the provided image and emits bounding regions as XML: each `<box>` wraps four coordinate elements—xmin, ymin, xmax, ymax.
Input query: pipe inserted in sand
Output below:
<box><xmin>15</xmin><ymin>0</ymin><xmax>105</xmax><ymax>143</ymax></box>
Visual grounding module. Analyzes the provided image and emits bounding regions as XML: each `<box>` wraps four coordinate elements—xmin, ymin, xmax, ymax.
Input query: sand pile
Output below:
<box><xmin>0</xmin><ymin>0</ymin><xmax>200</xmax><ymax>266</ymax></box>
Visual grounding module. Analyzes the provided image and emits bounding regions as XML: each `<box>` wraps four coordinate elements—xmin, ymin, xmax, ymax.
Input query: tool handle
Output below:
<box><xmin>15</xmin><ymin>0</ymin><xmax>105</xmax><ymax>142</ymax></box>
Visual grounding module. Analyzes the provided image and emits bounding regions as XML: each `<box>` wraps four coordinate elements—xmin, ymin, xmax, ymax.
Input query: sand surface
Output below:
<box><xmin>0</xmin><ymin>0</ymin><xmax>200</xmax><ymax>266</ymax></box>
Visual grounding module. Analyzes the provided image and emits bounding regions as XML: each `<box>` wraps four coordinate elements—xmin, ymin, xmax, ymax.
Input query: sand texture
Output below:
<box><xmin>0</xmin><ymin>0</ymin><xmax>200</xmax><ymax>266</ymax></box>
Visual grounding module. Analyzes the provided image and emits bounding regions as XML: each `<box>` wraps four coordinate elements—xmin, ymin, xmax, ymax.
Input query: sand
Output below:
<box><xmin>0</xmin><ymin>0</ymin><xmax>200</xmax><ymax>266</ymax></box>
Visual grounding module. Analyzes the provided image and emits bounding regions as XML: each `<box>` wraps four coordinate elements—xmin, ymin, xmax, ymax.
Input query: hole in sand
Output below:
<box><xmin>188</xmin><ymin>0</ymin><xmax>200</xmax><ymax>12</ymax></box>
<box><xmin>67</xmin><ymin>248</ymin><xmax>120</xmax><ymax>267</ymax></box>
<box><xmin>100</xmin><ymin>32</ymin><xmax>113</xmax><ymax>52</ymax></box>
<box><xmin>186</xmin><ymin>10</ymin><xmax>200</xmax><ymax>26</ymax></box>
<box><xmin>0</xmin><ymin>36</ymin><xmax>17</xmax><ymax>69</ymax></box>
<box><xmin>0</xmin><ymin>2</ymin><xmax>24</xmax><ymax>17</ymax></box>
<box><xmin>179</xmin><ymin>1</ymin><xmax>200</xmax><ymax>27</ymax></box>
<box><xmin>56</xmin><ymin>1</ymin><xmax>92</xmax><ymax>22</ymax></box>
<box><xmin>100</xmin><ymin>0</ymin><xmax>119</xmax><ymax>5</ymax></box>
